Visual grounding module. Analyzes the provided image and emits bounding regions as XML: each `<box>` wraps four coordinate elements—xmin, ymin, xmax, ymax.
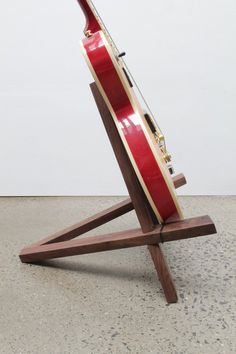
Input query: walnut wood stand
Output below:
<box><xmin>19</xmin><ymin>82</ymin><xmax>217</xmax><ymax>303</ymax></box>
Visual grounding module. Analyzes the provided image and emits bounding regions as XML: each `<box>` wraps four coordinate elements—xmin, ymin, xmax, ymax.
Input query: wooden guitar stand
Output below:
<box><xmin>20</xmin><ymin>82</ymin><xmax>217</xmax><ymax>303</ymax></box>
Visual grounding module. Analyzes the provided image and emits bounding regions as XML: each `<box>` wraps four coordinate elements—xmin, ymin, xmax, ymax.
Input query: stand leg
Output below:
<box><xmin>28</xmin><ymin>198</ymin><xmax>133</xmax><ymax>248</ymax></box>
<box><xmin>20</xmin><ymin>226</ymin><xmax>161</xmax><ymax>263</ymax></box>
<box><xmin>20</xmin><ymin>216</ymin><xmax>216</xmax><ymax>263</ymax></box>
<box><xmin>148</xmin><ymin>244</ymin><xmax>178</xmax><ymax>303</ymax></box>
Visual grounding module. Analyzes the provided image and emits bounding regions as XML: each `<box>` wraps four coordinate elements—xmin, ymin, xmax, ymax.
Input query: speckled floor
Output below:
<box><xmin>0</xmin><ymin>196</ymin><xmax>235</xmax><ymax>354</ymax></box>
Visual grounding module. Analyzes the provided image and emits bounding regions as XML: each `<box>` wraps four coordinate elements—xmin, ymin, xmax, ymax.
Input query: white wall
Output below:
<box><xmin>0</xmin><ymin>0</ymin><xmax>235</xmax><ymax>196</ymax></box>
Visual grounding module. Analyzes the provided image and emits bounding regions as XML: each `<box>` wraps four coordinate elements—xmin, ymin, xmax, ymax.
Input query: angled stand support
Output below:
<box><xmin>19</xmin><ymin>83</ymin><xmax>217</xmax><ymax>303</ymax></box>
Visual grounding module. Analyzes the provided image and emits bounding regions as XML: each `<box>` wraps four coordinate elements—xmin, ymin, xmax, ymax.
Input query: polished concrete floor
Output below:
<box><xmin>0</xmin><ymin>196</ymin><xmax>235</xmax><ymax>354</ymax></box>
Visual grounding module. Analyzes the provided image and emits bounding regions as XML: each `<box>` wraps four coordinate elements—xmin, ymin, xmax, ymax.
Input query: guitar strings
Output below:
<box><xmin>88</xmin><ymin>0</ymin><xmax>164</xmax><ymax>137</ymax></box>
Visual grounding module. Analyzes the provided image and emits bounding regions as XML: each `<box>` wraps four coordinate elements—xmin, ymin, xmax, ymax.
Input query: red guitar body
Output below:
<box><xmin>77</xmin><ymin>0</ymin><xmax>183</xmax><ymax>223</ymax></box>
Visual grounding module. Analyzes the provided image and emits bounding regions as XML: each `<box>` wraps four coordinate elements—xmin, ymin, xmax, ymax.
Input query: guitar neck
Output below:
<box><xmin>77</xmin><ymin>0</ymin><xmax>102</xmax><ymax>36</ymax></box>
<box><xmin>77</xmin><ymin>0</ymin><xmax>119</xmax><ymax>57</ymax></box>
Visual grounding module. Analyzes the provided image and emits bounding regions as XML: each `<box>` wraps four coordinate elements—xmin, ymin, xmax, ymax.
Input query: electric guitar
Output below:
<box><xmin>77</xmin><ymin>0</ymin><xmax>183</xmax><ymax>223</ymax></box>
